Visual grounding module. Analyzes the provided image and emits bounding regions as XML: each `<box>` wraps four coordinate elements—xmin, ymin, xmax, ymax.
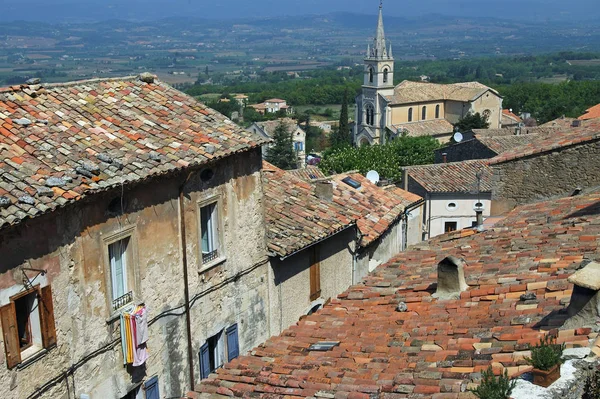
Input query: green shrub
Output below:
<box><xmin>470</xmin><ymin>366</ymin><xmax>517</xmax><ymax>399</ymax></box>
<box><xmin>525</xmin><ymin>335</ymin><xmax>565</xmax><ymax>371</ymax></box>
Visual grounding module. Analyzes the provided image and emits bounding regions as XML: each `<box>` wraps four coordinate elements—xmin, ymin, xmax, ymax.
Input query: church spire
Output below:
<box><xmin>369</xmin><ymin>0</ymin><xmax>391</xmax><ymax>60</ymax></box>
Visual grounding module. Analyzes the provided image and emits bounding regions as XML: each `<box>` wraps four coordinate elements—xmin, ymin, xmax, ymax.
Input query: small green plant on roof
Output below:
<box><xmin>470</xmin><ymin>366</ymin><xmax>517</xmax><ymax>399</ymax></box>
<box><xmin>525</xmin><ymin>335</ymin><xmax>565</xmax><ymax>371</ymax></box>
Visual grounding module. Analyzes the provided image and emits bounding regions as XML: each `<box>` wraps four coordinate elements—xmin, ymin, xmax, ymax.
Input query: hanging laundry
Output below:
<box><xmin>120</xmin><ymin>304</ymin><xmax>149</xmax><ymax>367</ymax></box>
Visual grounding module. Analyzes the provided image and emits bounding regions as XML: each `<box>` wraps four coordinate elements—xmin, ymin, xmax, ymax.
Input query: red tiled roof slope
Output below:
<box><xmin>475</xmin><ymin>134</ymin><xmax>541</xmax><ymax>155</ymax></box>
<box><xmin>0</xmin><ymin>76</ymin><xmax>268</xmax><ymax>230</ymax></box>
<box><xmin>490</xmin><ymin>122</ymin><xmax>600</xmax><ymax>165</ymax></box>
<box><xmin>579</xmin><ymin>104</ymin><xmax>600</xmax><ymax>120</ymax></box>
<box><xmin>502</xmin><ymin>109</ymin><xmax>522</xmax><ymax>123</ymax></box>
<box><xmin>287</xmin><ymin>166</ymin><xmax>328</xmax><ymax>181</ymax></box>
<box><xmin>199</xmin><ymin>190</ymin><xmax>600</xmax><ymax>398</ymax></box>
<box><xmin>330</xmin><ymin>173</ymin><xmax>422</xmax><ymax>247</ymax></box>
<box><xmin>406</xmin><ymin>160</ymin><xmax>492</xmax><ymax>193</ymax></box>
<box><xmin>262</xmin><ymin>162</ymin><xmax>358</xmax><ymax>258</ymax></box>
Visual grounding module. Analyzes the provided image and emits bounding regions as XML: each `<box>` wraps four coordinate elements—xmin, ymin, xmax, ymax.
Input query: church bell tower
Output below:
<box><xmin>354</xmin><ymin>2</ymin><xmax>395</xmax><ymax>146</ymax></box>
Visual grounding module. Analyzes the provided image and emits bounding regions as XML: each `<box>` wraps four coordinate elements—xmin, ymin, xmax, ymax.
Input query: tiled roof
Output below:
<box><xmin>490</xmin><ymin>122</ymin><xmax>600</xmax><ymax>165</ymax></box>
<box><xmin>406</xmin><ymin>160</ymin><xmax>492</xmax><ymax>193</ymax></box>
<box><xmin>330</xmin><ymin>173</ymin><xmax>422</xmax><ymax>247</ymax></box>
<box><xmin>199</xmin><ymin>190</ymin><xmax>600</xmax><ymax>398</ymax></box>
<box><xmin>0</xmin><ymin>76</ymin><xmax>268</xmax><ymax>230</ymax></box>
<box><xmin>475</xmin><ymin>134</ymin><xmax>542</xmax><ymax>155</ymax></box>
<box><xmin>262</xmin><ymin>162</ymin><xmax>358</xmax><ymax>258</ymax></box>
<box><xmin>579</xmin><ymin>104</ymin><xmax>600</xmax><ymax>121</ymax></box>
<box><xmin>392</xmin><ymin>119</ymin><xmax>454</xmax><ymax>137</ymax></box>
<box><xmin>387</xmin><ymin>80</ymin><xmax>498</xmax><ymax>105</ymax></box>
<box><xmin>502</xmin><ymin>109</ymin><xmax>522</xmax><ymax>123</ymax></box>
<box><xmin>254</xmin><ymin>118</ymin><xmax>302</xmax><ymax>137</ymax></box>
<box><xmin>266</xmin><ymin>99</ymin><xmax>286</xmax><ymax>103</ymax></box>
<box><xmin>263</xmin><ymin>163</ymin><xmax>422</xmax><ymax>256</ymax></box>
<box><xmin>287</xmin><ymin>166</ymin><xmax>327</xmax><ymax>181</ymax></box>
<box><xmin>471</xmin><ymin>127</ymin><xmax>559</xmax><ymax>137</ymax></box>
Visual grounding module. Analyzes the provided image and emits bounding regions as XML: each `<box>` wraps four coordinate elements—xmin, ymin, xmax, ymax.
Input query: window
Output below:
<box><xmin>444</xmin><ymin>222</ymin><xmax>458</xmax><ymax>233</ymax></box>
<box><xmin>199</xmin><ymin>324</ymin><xmax>239</xmax><ymax>379</ymax></box>
<box><xmin>144</xmin><ymin>376</ymin><xmax>160</xmax><ymax>399</ymax></box>
<box><xmin>0</xmin><ymin>285</ymin><xmax>57</xmax><ymax>369</ymax></box>
<box><xmin>383</xmin><ymin>68</ymin><xmax>389</xmax><ymax>83</ymax></box>
<box><xmin>408</xmin><ymin>108</ymin><xmax>413</xmax><ymax>122</ymax></box>
<box><xmin>435</xmin><ymin>104</ymin><xmax>440</xmax><ymax>119</ymax></box>
<box><xmin>422</xmin><ymin>106</ymin><xmax>427</xmax><ymax>121</ymax></box>
<box><xmin>294</xmin><ymin>142</ymin><xmax>304</xmax><ymax>152</ymax></box>
<box><xmin>366</xmin><ymin>104</ymin><xmax>375</xmax><ymax>126</ymax></box>
<box><xmin>109</xmin><ymin>238</ymin><xmax>132</xmax><ymax>310</ymax></box>
<box><xmin>200</xmin><ymin>202</ymin><xmax>220</xmax><ymax>264</ymax></box>
<box><xmin>310</xmin><ymin>247</ymin><xmax>321</xmax><ymax>301</ymax></box>
<box><xmin>368</xmin><ymin>67</ymin><xmax>374</xmax><ymax>83</ymax></box>
<box><xmin>446</xmin><ymin>202</ymin><xmax>457</xmax><ymax>211</ymax></box>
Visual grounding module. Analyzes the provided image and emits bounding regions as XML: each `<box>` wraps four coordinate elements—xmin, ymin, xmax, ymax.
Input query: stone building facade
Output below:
<box><xmin>0</xmin><ymin>77</ymin><xmax>270</xmax><ymax>398</ymax></box>
<box><xmin>490</xmin><ymin>125</ymin><xmax>600</xmax><ymax>215</ymax></box>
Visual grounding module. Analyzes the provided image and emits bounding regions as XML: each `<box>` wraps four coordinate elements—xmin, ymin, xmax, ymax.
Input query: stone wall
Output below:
<box><xmin>491</xmin><ymin>140</ymin><xmax>600</xmax><ymax>215</ymax></box>
<box><xmin>0</xmin><ymin>148</ymin><xmax>269</xmax><ymax>399</ymax></box>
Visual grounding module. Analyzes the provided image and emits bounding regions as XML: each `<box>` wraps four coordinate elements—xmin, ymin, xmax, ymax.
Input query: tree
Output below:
<box><xmin>330</xmin><ymin>89</ymin><xmax>352</xmax><ymax>149</ymax></box>
<box><xmin>319</xmin><ymin>136</ymin><xmax>440</xmax><ymax>182</ymax></box>
<box><xmin>454</xmin><ymin>112</ymin><xmax>490</xmax><ymax>132</ymax></box>
<box><xmin>266</xmin><ymin>121</ymin><xmax>297</xmax><ymax>170</ymax></box>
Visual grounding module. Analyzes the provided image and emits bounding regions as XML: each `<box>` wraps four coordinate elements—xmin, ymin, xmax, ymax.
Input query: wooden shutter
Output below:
<box><xmin>309</xmin><ymin>246</ymin><xmax>321</xmax><ymax>301</ymax></box>
<box><xmin>0</xmin><ymin>302</ymin><xmax>21</xmax><ymax>369</ymax></box>
<box><xmin>144</xmin><ymin>376</ymin><xmax>160</xmax><ymax>399</ymax></box>
<box><xmin>199</xmin><ymin>342</ymin><xmax>210</xmax><ymax>380</ymax></box>
<box><xmin>39</xmin><ymin>285</ymin><xmax>57</xmax><ymax>349</ymax></box>
<box><xmin>226</xmin><ymin>324</ymin><xmax>239</xmax><ymax>361</ymax></box>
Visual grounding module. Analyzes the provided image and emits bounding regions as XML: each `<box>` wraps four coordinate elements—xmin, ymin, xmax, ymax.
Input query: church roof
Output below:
<box><xmin>386</xmin><ymin>80</ymin><xmax>499</xmax><ymax>105</ymax></box>
<box><xmin>391</xmin><ymin>119</ymin><xmax>454</xmax><ymax>137</ymax></box>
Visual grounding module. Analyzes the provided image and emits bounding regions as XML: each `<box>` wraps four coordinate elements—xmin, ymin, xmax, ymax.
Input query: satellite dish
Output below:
<box><xmin>453</xmin><ymin>132</ymin><xmax>464</xmax><ymax>143</ymax></box>
<box><xmin>366</xmin><ymin>170</ymin><xmax>380</xmax><ymax>185</ymax></box>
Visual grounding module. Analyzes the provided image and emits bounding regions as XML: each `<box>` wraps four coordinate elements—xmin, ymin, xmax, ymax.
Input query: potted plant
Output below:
<box><xmin>525</xmin><ymin>335</ymin><xmax>565</xmax><ymax>387</ymax></box>
<box><xmin>470</xmin><ymin>366</ymin><xmax>517</xmax><ymax>399</ymax></box>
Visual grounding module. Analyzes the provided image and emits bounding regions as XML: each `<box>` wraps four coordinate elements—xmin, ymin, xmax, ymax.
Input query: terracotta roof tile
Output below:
<box><xmin>287</xmin><ymin>166</ymin><xmax>327</xmax><ymax>181</ymax></box>
<box><xmin>579</xmin><ymin>104</ymin><xmax>600</xmax><ymax>121</ymax></box>
<box><xmin>489</xmin><ymin>122</ymin><xmax>600</xmax><ymax>165</ymax></box>
<box><xmin>406</xmin><ymin>160</ymin><xmax>492</xmax><ymax>193</ymax></box>
<box><xmin>199</xmin><ymin>190</ymin><xmax>600</xmax><ymax>397</ymax></box>
<box><xmin>387</xmin><ymin>80</ymin><xmax>498</xmax><ymax>105</ymax></box>
<box><xmin>0</xmin><ymin>76</ymin><xmax>268</xmax><ymax>230</ymax></box>
<box><xmin>475</xmin><ymin>134</ymin><xmax>541</xmax><ymax>155</ymax></box>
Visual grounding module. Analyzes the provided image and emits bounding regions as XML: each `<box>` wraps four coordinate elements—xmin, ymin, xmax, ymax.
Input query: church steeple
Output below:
<box><xmin>368</xmin><ymin>1</ymin><xmax>392</xmax><ymax>60</ymax></box>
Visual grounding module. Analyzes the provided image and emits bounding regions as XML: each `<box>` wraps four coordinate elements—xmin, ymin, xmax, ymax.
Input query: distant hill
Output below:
<box><xmin>1</xmin><ymin>0</ymin><xmax>599</xmax><ymax>24</ymax></box>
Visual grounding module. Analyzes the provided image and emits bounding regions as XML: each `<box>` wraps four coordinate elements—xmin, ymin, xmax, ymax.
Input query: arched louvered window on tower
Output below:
<box><xmin>368</xmin><ymin>67</ymin><xmax>374</xmax><ymax>83</ymax></box>
<box><xmin>383</xmin><ymin>68</ymin><xmax>389</xmax><ymax>83</ymax></box>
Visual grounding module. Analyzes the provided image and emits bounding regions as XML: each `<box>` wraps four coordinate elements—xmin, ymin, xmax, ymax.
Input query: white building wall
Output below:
<box><xmin>426</xmin><ymin>193</ymin><xmax>492</xmax><ymax>238</ymax></box>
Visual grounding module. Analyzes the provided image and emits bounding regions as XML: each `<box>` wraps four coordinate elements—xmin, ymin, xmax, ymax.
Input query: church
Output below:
<box><xmin>354</xmin><ymin>4</ymin><xmax>503</xmax><ymax>146</ymax></box>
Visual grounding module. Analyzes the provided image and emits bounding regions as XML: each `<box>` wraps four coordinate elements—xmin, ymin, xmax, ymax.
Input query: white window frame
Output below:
<box><xmin>198</xmin><ymin>196</ymin><xmax>225</xmax><ymax>271</ymax></box>
<box><xmin>103</xmin><ymin>226</ymin><xmax>137</xmax><ymax>313</ymax></box>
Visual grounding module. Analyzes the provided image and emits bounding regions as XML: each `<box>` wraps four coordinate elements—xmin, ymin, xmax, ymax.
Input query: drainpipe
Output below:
<box><xmin>179</xmin><ymin>172</ymin><xmax>195</xmax><ymax>391</ymax></box>
<box><xmin>427</xmin><ymin>193</ymin><xmax>432</xmax><ymax>240</ymax></box>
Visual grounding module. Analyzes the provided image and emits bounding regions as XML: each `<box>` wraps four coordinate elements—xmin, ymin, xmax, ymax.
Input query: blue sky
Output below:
<box><xmin>0</xmin><ymin>0</ymin><xmax>596</xmax><ymax>22</ymax></box>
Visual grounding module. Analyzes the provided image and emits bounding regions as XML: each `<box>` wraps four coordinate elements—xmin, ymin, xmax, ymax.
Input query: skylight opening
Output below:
<box><xmin>342</xmin><ymin>177</ymin><xmax>361</xmax><ymax>189</ymax></box>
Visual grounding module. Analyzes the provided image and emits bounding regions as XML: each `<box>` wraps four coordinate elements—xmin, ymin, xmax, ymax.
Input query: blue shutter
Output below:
<box><xmin>226</xmin><ymin>324</ymin><xmax>239</xmax><ymax>361</ymax></box>
<box><xmin>144</xmin><ymin>376</ymin><xmax>159</xmax><ymax>399</ymax></box>
<box><xmin>199</xmin><ymin>342</ymin><xmax>210</xmax><ymax>379</ymax></box>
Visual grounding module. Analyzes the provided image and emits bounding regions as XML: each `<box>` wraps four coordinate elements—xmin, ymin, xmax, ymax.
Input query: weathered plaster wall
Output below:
<box><xmin>445</xmin><ymin>100</ymin><xmax>469</xmax><ymax>125</ymax></box>
<box><xmin>406</xmin><ymin>204</ymin><xmax>424</xmax><ymax>247</ymax></box>
<box><xmin>0</xmin><ymin>148</ymin><xmax>268</xmax><ymax>399</ymax></box>
<box><xmin>491</xmin><ymin>140</ymin><xmax>600</xmax><ymax>215</ymax></box>
<box><xmin>268</xmin><ymin>228</ymin><xmax>355</xmax><ymax>337</ymax></box>
<box><xmin>355</xmin><ymin>221</ymin><xmax>402</xmax><ymax>281</ymax></box>
<box><xmin>471</xmin><ymin>92</ymin><xmax>503</xmax><ymax>129</ymax></box>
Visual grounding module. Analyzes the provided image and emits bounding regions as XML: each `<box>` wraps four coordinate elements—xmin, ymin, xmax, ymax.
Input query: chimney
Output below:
<box><xmin>442</xmin><ymin>153</ymin><xmax>448</xmax><ymax>163</ymax></box>
<box><xmin>402</xmin><ymin>168</ymin><xmax>409</xmax><ymax>191</ymax></box>
<box><xmin>562</xmin><ymin>261</ymin><xmax>600</xmax><ymax>330</ymax></box>
<box><xmin>315</xmin><ymin>181</ymin><xmax>333</xmax><ymax>202</ymax></box>
<box><xmin>476</xmin><ymin>210</ymin><xmax>484</xmax><ymax>227</ymax></box>
<box><xmin>572</xmin><ymin>120</ymin><xmax>582</xmax><ymax>128</ymax></box>
<box><xmin>433</xmin><ymin>256</ymin><xmax>469</xmax><ymax>300</ymax></box>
